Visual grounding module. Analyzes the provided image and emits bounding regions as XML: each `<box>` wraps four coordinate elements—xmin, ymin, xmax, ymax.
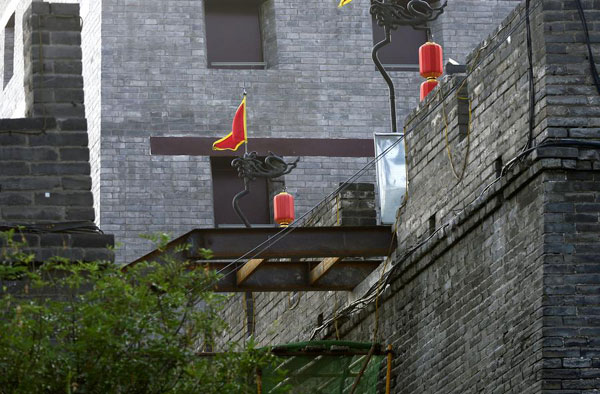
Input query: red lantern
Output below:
<box><xmin>274</xmin><ymin>191</ymin><xmax>295</xmax><ymax>227</ymax></box>
<box><xmin>419</xmin><ymin>41</ymin><xmax>444</xmax><ymax>79</ymax></box>
<box><xmin>420</xmin><ymin>78</ymin><xmax>439</xmax><ymax>101</ymax></box>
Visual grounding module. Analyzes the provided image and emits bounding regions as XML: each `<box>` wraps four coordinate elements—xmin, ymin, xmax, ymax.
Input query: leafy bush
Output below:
<box><xmin>0</xmin><ymin>230</ymin><xmax>281</xmax><ymax>393</ymax></box>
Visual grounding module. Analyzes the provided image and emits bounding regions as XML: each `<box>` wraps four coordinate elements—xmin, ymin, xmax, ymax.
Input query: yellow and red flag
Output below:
<box><xmin>212</xmin><ymin>95</ymin><xmax>247</xmax><ymax>151</ymax></box>
<box><xmin>338</xmin><ymin>0</ymin><xmax>353</xmax><ymax>7</ymax></box>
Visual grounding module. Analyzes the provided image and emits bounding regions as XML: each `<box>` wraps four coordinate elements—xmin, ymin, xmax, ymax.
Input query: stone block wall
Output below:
<box><xmin>98</xmin><ymin>0</ymin><xmax>521</xmax><ymax>262</ymax></box>
<box><xmin>220</xmin><ymin>0</ymin><xmax>600</xmax><ymax>392</ymax></box>
<box><xmin>0</xmin><ymin>2</ymin><xmax>112</xmax><ymax>262</ymax></box>
<box><xmin>0</xmin><ymin>0</ymin><xmax>102</xmax><ymax>229</ymax></box>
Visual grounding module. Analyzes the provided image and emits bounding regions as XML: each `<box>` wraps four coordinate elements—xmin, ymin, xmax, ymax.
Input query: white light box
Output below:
<box><xmin>374</xmin><ymin>133</ymin><xmax>407</xmax><ymax>224</ymax></box>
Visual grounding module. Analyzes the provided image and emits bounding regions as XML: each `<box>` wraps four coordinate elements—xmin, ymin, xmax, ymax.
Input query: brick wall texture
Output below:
<box><xmin>94</xmin><ymin>0</ymin><xmax>518</xmax><ymax>262</ymax></box>
<box><xmin>1</xmin><ymin>1</ymin><xmax>521</xmax><ymax>262</ymax></box>
<box><xmin>219</xmin><ymin>0</ymin><xmax>600</xmax><ymax>393</ymax></box>
<box><xmin>0</xmin><ymin>2</ymin><xmax>113</xmax><ymax>262</ymax></box>
<box><xmin>0</xmin><ymin>0</ymin><xmax>102</xmax><ymax>228</ymax></box>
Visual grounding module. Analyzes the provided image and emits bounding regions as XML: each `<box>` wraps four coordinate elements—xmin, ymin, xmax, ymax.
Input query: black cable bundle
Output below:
<box><xmin>575</xmin><ymin>0</ymin><xmax>600</xmax><ymax>96</ymax></box>
<box><xmin>524</xmin><ymin>0</ymin><xmax>535</xmax><ymax>151</ymax></box>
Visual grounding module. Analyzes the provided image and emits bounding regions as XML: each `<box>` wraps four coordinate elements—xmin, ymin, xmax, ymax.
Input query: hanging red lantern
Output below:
<box><xmin>420</xmin><ymin>78</ymin><xmax>439</xmax><ymax>101</ymax></box>
<box><xmin>274</xmin><ymin>191</ymin><xmax>295</xmax><ymax>227</ymax></box>
<box><xmin>419</xmin><ymin>41</ymin><xmax>444</xmax><ymax>79</ymax></box>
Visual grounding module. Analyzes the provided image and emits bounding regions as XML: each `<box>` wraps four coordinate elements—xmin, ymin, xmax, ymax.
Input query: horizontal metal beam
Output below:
<box><xmin>127</xmin><ymin>226</ymin><xmax>393</xmax><ymax>292</ymax></box>
<box><xmin>150</xmin><ymin>137</ymin><xmax>375</xmax><ymax>158</ymax></box>
<box><xmin>197</xmin><ymin>259</ymin><xmax>381</xmax><ymax>292</ymax></box>
<box><xmin>185</xmin><ymin>226</ymin><xmax>395</xmax><ymax>260</ymax></box>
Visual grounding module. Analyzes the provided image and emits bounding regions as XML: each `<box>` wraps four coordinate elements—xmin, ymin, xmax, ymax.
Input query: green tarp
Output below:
<box><xmin>261</xmin><ymin>341</ymin><xmax>385</xmax><ymax>394</ymax></box>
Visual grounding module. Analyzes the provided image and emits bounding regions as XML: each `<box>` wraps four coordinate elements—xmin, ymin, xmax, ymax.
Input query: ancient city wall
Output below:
<box><xmin>222</xmin><ymin>1</ymin><xmax>600</xmax><ymax>392</ymax></box>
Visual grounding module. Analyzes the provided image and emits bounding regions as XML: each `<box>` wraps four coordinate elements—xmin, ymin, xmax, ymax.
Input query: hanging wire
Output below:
<box><xmin>575</xmin><ymin>0</ymin><xmax>600</xmax><ymax>96</ymax></box>
<box><xmin>190</xmin><ymin>0</ymin><xmax>545</xmax><ymax>296</ymax></box>
<box><xmin>440</xmin><ymin>88</ymin><xmax>472</xmax><ymax>181</ymax></box>
<box><xmin>523</xmin><ymin>0</ymin><xmax>536</xmax><ymax>152</ymax></box>
<box><xmin>204</xmin><ymin>134</ymin><xmax>406</xmax><ymax>288</ymax></box>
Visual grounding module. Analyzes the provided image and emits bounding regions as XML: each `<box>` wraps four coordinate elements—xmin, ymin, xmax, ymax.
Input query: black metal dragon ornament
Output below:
<box><xmin>231</xmin><ymin>152</ymin><xmax>299</xmax><ymax>228</ymax></box>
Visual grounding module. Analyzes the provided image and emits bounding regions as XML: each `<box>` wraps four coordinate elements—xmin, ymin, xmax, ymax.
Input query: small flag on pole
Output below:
<box><xmin>212</xmin><ymin>95</ymin><xmax>247</xmax><ymax>151</ymax></box>
<box><xmin>338</xmin><ymin>0</ymin><xmax>353</xmax><ymax>7</ymax></box>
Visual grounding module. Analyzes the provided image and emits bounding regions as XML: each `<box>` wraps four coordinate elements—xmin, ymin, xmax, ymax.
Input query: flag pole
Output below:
<box><xmin>243</xmin><ymin>88</ymin><xmax>248</xmax><ymax>155</ymax></box>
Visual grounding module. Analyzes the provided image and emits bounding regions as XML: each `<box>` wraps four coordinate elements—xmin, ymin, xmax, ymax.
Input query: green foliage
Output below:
<box><xmin>0</xmin><ymin>232</ymin><xmax>283</xmax><ymax>394</ymax></box>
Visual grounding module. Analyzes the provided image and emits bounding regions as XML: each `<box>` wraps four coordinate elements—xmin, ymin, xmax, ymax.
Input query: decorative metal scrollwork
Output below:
<box><xmin>231</xmin><ymin>152</ymin><xmax>299</xmax><ymax>228</ymax></box>
<box><xmin>232</xmin><ymin>152</ymin><xmax>299</xmax><ymax>182</ymax></box>
<box><xmin>370</xmin><ymin>0</ymin><xmax>447</xmax><ymax>30</ymax></box>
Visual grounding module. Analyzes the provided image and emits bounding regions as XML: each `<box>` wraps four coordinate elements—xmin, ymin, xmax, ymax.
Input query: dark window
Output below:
<box><xmin>371</xmin><ymin>0</ymin><xmax>428</xmax><ymax>70</ymax></box>
<box><xmin>210</xmin><ymin>157</ymin><xmax>271</xmax><ymax>226</ymax></box>
<box><xmin>3</xmin><ymin>13</ymin><xmax>15</xmax><ymax>88</ymax></box>
<box><xmin>204</xmin><ymin>0</ymin><xmax>265</xmax><ymax>70</ymax></box>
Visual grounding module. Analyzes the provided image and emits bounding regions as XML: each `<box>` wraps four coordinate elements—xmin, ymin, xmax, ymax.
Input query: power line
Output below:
<box><xmin>201</xmin><ymin>0</ymin><xmax>545</xmax><ymax>291</ymax></box>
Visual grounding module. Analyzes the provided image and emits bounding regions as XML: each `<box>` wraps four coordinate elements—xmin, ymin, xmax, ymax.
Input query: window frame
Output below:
<box><xmin>204</xmin><ymin>0</ymin><xmax>266</xmax><ymax>70</ymax></box>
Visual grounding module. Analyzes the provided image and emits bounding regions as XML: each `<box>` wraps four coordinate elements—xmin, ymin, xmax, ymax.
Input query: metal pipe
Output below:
<box><xmin>372</xmin><ymin>26</ymin><xmax>397</xmax><ymax>133</ymax></box>
<box><xmin>232</xmin><ymin>178</ymin><xmax>252</xmax><ymax>228</ymax></box>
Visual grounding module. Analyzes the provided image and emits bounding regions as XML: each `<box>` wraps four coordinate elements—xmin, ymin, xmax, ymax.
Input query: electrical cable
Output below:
<box><xmin>440</xmin><ymin>89</ymin><xmax>472</xmax><ymax>181</ymax></box>
<box><xmin>0</xmin><ymin>221</ymin><xmax>103</xmax><ymax>234</ymax></box>
<box><xmin>197</xmin><ymin>0</ymin><xmax>545</xmax><ymax>295</ymax></box>
<box><xmin>575</xmin><ymin>0</ymin><xmax>600</xmax><ymax>96</ymax></box>
<box><xmin>310</xmin><ymin>138</ymin><xmax>600</xmax><ymax>339</ymax></box>
<box><xmin>523</xmin><ymin>0</ymin><xmax>536</xmax><ymax>152</ymax></box>
<box><xmin>205</xmin><ymin>133</ymin><xmax>406</xmax><ymax>286</ymax></box>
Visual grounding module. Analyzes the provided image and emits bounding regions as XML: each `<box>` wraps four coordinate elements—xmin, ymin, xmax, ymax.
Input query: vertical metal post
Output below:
<box><xmin>386</xmin><ymin>344</ymin><xmax>393</xmax><ymax>394</ymax></box>
<box><xmin>372</xmin><ymin>26</ymin><xmax>397</xmax><ymax>134</ymax></box>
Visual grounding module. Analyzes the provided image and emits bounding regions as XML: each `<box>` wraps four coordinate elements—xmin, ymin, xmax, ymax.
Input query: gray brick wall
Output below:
<box><xmin>0</xmin><ymin>2</ymin><xmax>113</xmax><ymax>263</ymax></box>
<box><xmin>1</xmin><ymin>0</ymin><xmax>522</xmax><ymax>262</ymax></box>
<box><xmin>0</xmin><ymin>0</ymin><xmax>102</xmax><ymax>228</ymax></box>
<box><xmin>220</xmin><ymin>0</ymin><xmax>600</xmax><ymax>392</ymax></box>
<box><xmin>430</xmin><ymin>0</ymin><xmax>522</xmax><ymax>64</ymax></box>
<box><xmin>97</xmin><ymin>0</ymin><xmax>521</xmax><ymax>262</ymax></box>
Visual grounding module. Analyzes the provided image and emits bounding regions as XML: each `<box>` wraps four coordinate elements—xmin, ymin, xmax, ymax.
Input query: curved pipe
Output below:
<box><xmin>232</xmin><ymin>179</ymin><xmax>252</xmax><ymax>228</ymax></box>
<box><xmin>372</xmin><ymin>26</ymin><xmax>397</xmax><ymax>133</ymax></box>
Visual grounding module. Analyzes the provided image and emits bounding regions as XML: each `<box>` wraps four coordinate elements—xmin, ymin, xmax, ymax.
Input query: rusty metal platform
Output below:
<box><xmin>128</xmin><ymin>226</ymin><xmax>395</xmax><ymax>292</ymax></box>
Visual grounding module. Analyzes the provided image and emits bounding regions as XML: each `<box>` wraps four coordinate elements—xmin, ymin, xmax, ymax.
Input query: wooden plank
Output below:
<box><xmin>236</xmin><ymin>258</ymin><xmax>266</xmax><ymax>285</ymax></box>
<box><xmin>309</xmin><ymin>257</ymin><xmax>342</xmax><ymax>285</ymax></box>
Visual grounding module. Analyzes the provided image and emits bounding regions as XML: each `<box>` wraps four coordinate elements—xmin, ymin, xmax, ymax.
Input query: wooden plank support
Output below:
<box><xmin>237</xmin><ymin>259</ymin><xmax>266</xmax><ymax>285</ymax></box>
<box><xmin>309</xmin><ymin>257</ymin><xmax>342</xmax><ymax>285</ymax></box>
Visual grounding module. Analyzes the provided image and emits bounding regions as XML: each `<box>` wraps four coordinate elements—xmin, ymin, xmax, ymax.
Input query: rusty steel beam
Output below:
<box><xmin>127</xmin><ymin>226</ymin><xmax>393</xmax><ymax>292</ymax></box>
<box><xmin>195</xmin><ymin>259</ymin><xmax>381</xmax><ymax>292</ymax></box>
<box><xmin>131</xmin><ymin>226</ymin><xmax>393</xmax><ymax>265</ymax></box>
<box><xmin>185</xmin><ymin>226</ymin><xmax>394</xmax><ymax>260</ymax></box>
